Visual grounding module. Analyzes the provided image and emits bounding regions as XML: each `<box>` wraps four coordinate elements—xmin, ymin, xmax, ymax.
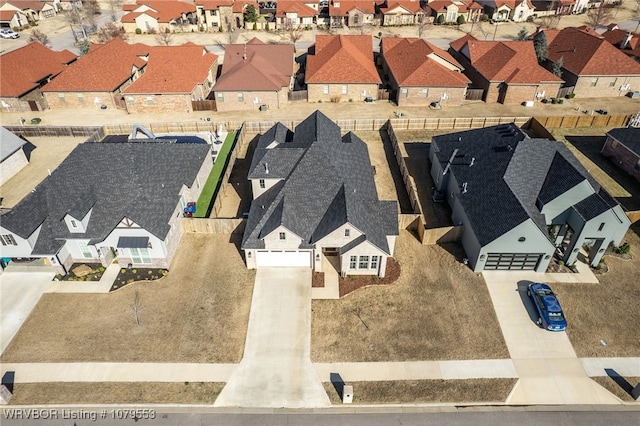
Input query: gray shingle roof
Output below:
<box><xmin>1</xmin><ymin>142</ymin><xmax>210</xmax><ymax>256</ymax></box>
<box><xmin>573</xmin><ymin>192</ymin><xmax>614</xmax><ymax>221</ymax></box>
<box><xmin>607</xmin><ymin>127</ymin><xmax>640</xmax><ymax>156</ymax></box>
<box><xmin>432</xmin><ymin>123</ymin><xmax>615</xmax><ymax>246</ymax></box>
<box><xmin>242</xmin><ymin>111</ymin><xmax>398</xmax><ymax>254</ymax></box>
<box><xmin>0</xmin><ymin>127</ymin><xmax>27</xmax><ymax>162</ymax></box>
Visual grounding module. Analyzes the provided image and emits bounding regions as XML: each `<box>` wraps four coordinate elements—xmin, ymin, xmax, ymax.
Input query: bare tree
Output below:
<box><xmin>287</xmin><ymin>25</ymin><xmax>304</xmax><ymax>44</ymax></box>
<box><xmin>82</xmin><ymin>0</ymin><xmax>101</xmax><ymax>29</ymax></box>
<box><xmin>96</xmin><ymin>22</ymin><xmax>127</xmax><ymax>42</ymax></box>
<box><xmin>587</xmin><ymin>3</ymin><xmax>613</xmax><ymax>28</ymax></box>
<box><xmin>156</xmin><ymin>27</ymin><xmax>173</xmax><ymax>45</ymax></box>
<box><xmin>226</xmin><ymin>23</ymin><xmax>241</xmax><ymax>44</ymax></box>
<box><xmin>477</xmin><ymin>20</ymin><xmax>490</xmax><ymax>40</ymax></box>
<box><xmin>636</xmin><ymin>0</ymin><xmax>640</xmax><ymax>12</ymax></box>
<box><xmin>131</xmin><ymin>290</ymin><xmax>142</xmax><ymax>327</ymax></box>
<box><xmin>106</xmin><ymin>0</ymin><xmax>123</xmax><ymax>22</ymax></box>
<box><xmin>28</xmin><ymin>29</ymin><xmax>50</xmax><ymax>46</ymax></box>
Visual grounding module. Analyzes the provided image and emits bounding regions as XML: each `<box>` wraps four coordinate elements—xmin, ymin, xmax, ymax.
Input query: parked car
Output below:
<box><xmin>0</xmin><ymin>29</ymin><xmax>20</xmax><ymax>39</ymax></box>
<box><xmin>527</xmin><ymin>282</ymin><xmax>567</xmax><ymax>331</ymax></box>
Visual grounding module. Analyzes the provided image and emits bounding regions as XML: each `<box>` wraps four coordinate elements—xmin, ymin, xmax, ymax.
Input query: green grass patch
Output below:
<box><xmin>194</xmin><ymin>132</ymin><xmax>236</xmax><ymax>217</ymax></box>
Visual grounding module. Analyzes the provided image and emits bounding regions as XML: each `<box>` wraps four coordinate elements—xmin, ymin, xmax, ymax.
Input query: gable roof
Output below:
<box><xmin>329</xmin><ymin>0</ymin><xmax>375</xmax><ymax>15</ymax></box>
<box><xmin>607</xmin><ymin>127</ymin><xmax>640</xmax><ymax>156</ymax></box>
<box><xmin>120</xmin><ymin>0</ymin><xmax>196</xmax><ymax>23</ymax></box>
<box><xmin>601</xmin><ymin>28</ymin><xmax>640</xmax><ymax>60</ymax></box>
<box><xmin>542</xmin><ymin>27</ymin><xmax>640</xmax><ymax>76</ymax></box>
<box><xmin>276</xmin><ymin>1</ymin><xmax>318</xmax><ymax>17</ymax></box>
<box><xmin>380</xmin><ymin>0</ymin><xmax>425</xmax><ymax>13</ymax></box>
<box><xmin>123</xmin><ymin>43</ymin><xmax>217</xmax><ymax>94</ymax></box>
<box><xmin>2</xmin><ymin>0</ymin><xmax>51</xmax><ymax>12</ymax></box>
<box><xmin>194</xmin><ymin>0</ymin><xmax>235</xmax><ymax>10</ymax></box>
<box><xmin>42</xmin><ymin>38</ymin><xmax>150</xmax><ymax>92</ymax></box>
<box><xmin>427</xmin><ymin>0</ymin><xmax>483</xmax><ymax>12</ymax></box>
<box><xmin>451</xmin><ymin>34</ymin><xmax>562</xmax><ymax>83</ymax></box>
<box><xmin>0</xmin><ymin>42</ymin><xmax>76</xmax><ymax>97</ymax></box>
<box><xmin>432</xmin><ymin>124</ymin><xmax>611</xmax><ymax>246</ymax></box>
<box><xmin>243</xmin><ymin>111</ymin><xmax>398</xmax><ymax>254</ymax></box>
<box><xmin>0</xmin><ymin>143</ymin><xmax>210</xmax><ymax>255</ymax></box>
<box><xmin>213</xmin><ymin>38</ymin><xmax>294</xmax><ymax>91</ymax></box>
<box><xmin>382</xmin><ymin>37</ymin><xmax>470</xmax><ymax>87</ymax></box>
<box><xmin>306</xmin><ymin>34</ymin><xmax>381</xmax><ymax>84</ymax></box>
<box><xmin>0</xmin><ymin>127</ymin><xmax>27</xmax><ymax>162</ymax></box>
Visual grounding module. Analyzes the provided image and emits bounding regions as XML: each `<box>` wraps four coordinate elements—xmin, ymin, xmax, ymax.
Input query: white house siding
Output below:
<box><xmin>251</xmin><ymin>178</ymin><xmax>281</xmax><ymax>198</ymax></box>
<box><xmin>0</xmin><ymin>227</ymin><xmax>33</xmax><ymax>258</ymax></box>
<box><xmin>540</xmin><ymin>180</ymin><xmax>594</xmax><ymax>222</ymax></box>
<box><xmin>262</xmin><ymin>226</ymin><xmax>304</xmax><ymax>250</ymax></box>
<box><xmin>313</xmin><ymin>222</ymin><xmax>364</xmax><ymax>272</ymax></box>
<box><xmin>0</xmin><ymin>149</ymin><xmax>28</xmax><ymax>185</ymax></box>
<box><xmin>341</xmin><ymin>240</ymin><xmax>388</xmax><ymax>277</ymax></box>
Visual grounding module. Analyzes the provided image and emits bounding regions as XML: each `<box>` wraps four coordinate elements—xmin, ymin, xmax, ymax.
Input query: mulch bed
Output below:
<box><xmin>110</xmin><ymin>268</ymin><xmax>168</xmax><ymax>292</ymax></box>
<box><xmin>339</xmin><ymin>258</ymin><xmax>401</xmax><ymax>298</ymax></box>
<box><xmin>312</xmin><ymin>271</ymin><xmax>325</xmax><ymax>288</ymax></box>
<box><xmin>55</xmin><ymin>263</ymin><xmax>105</xmax><ymax>282</ymax></box>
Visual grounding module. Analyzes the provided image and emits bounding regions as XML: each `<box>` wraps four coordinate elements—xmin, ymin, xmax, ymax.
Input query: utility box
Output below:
<box><xmin>632</xmin><ymin>384</ymin><xmax>640</xmax><ymax>401</ymax></box>
<box><xmin>0</xmin><ymin>385</ymin><xmax>12</xmax><ymax>404</ymax></box>
<box><xmin>342</xmin><ymin>385</ymin><xmax>353</xmax><ymax>404</ymax></box>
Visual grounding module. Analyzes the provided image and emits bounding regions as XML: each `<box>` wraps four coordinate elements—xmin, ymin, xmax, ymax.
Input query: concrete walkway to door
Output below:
<box><xmin>214</xmin><ymin>268</ymin><xmax>330</xmax><ymax>408</ymax></box>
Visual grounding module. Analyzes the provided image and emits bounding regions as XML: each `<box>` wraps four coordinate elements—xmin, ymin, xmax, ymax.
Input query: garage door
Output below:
<box><xmin>255</xmin><ymin>251</ymin><xmax>311</xmax><ymax>268</ymax></box>
<box><xmin>484</xmin><ymin>253</ymin><xmax>542</xmax><ymax>271</ymax></box>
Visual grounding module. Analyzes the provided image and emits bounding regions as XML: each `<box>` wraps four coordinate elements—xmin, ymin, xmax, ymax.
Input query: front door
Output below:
<box><xmin>28</xmin><ymin>101</ymin><xmax>39</xmax><ymax>111</ymax></box>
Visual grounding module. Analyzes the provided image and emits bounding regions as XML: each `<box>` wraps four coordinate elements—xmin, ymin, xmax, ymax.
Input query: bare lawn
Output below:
<box><xmin>0</xmin><ymin>233</ymin><xmax>255</xmax><ymax>363</ymax></box>
<box><xmin>311</xmin><ymin>230</ymin><xmax>509</xmax><ymax>362</ymax></box>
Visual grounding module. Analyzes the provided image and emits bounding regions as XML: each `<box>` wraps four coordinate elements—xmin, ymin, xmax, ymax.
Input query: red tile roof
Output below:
<box><xmin>121</xmin><ymin>0</ymin><xmax>196</xmax><ymax>24</ymax></box>
<box><xmin>329</xmin><ymin>1</ymin><xmax>375</xmax><ymax>16</ymax></box>
<box><xmin>451</xmin><ymin>34</ymin><xmax>562</xmax><ymax>83</ymax></box>
<box><xmin>0</xmin><ymin>42</ymin><xmax>76</xmax><ymax>97</ymax></box>
<box><xmin>543</xmin><ymin>27</ymin><xmax>640</xmax><ymax>76</ymax></box>
<box><xmin>427</xmin><ymin>0</ymin><xmax>482</xmax><ymax>12</ymax></box>
<box><xmin>0</xmin><ymin>10</ymin><xmax>19</xmax><ymax>20</ymax></box>
<box><xmin>381</xmin><ymin>0</ymin><xmax>424</xmax><ymax>13</ymax></box>
<box><xmin>306</xmin><ymin>34</ymin><xmax>381</xmax><ymax>84</ymax></box>
<box><xmin>42</xmin><ymin>38</ymin><xmax>150</xmax><ymax>92</ymax></box>
<box><xmin>195</xmin><ymin>0</ymin><xmax>234</xmax><ymax>8</ymax></box>
<box><xmin>214</xmin><ymin>38</ymin><xmax>295</xmax><ymax>91</ymax></box>
<box><xmin>276</xmin><ymin>1</ymin><xmax>318</xmax><ymax>17</ymax></box>
<box><xmin>382</xmin><ymin>37</ymin><xmax>470</xmax><ymax>87</ymax></box>
<box><xmin>3</xmin><ymin>1</ymin><xmax>49</xmax><ymax>12</ymax></box>
<box><xmin>602</xmin><ymin>28</ymin><xmax>640</xmax><ymax>59</ymax></box>
<box><xmin>123</xmin><ymin>43</ymin><xmax>218</xmax><ymax>94</ymax></box>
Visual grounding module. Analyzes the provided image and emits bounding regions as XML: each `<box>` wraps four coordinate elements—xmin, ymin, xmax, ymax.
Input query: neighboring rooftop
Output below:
<box><xmin>120</xmin><ymin>0</ymin><xmax>196</xmax><ymax>24</ymax></box>
<box><xmin>306</xmin><ymin>35</ymin><xmax>381</xmax><ymax>84</ymax></box>
<box><xmin>0</xmin><ymin>127</ymin><xmax>27</xmax><ymax>162</ymax></box>
<box><xmin>607</xmin><ymin>127</ymin><xmax>640</xmax><ymax>155</ymax></box>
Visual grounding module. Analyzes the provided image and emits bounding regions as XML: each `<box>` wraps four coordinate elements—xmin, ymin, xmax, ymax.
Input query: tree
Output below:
<box><xmin>636</xmin><ymin>0</ymin><xmax>640</xmax><ymax>12</ymax></box>
<box><xmin>456</xmin><ymin>15</ymin><xmax>465</xmax><ymax>25</ymax></box>
<box><xmin>131</xmin><ymin>290</ymin><xmax>142</xmax><ymax>327</ymax></box>
<box><xmin>540</xmin><ymin>3</ymin><xmax>561</xmax><ymax>29</ymax></box>
<box><xmin>517</xmin><ymin>28</ymin><xmax>528</xmax><ymax>40</ymax></box>
<box><xmin>533</xmin><ymin>32</ymin><xmax>548</xmax><ymax>63</ymax></box>
<box><xmin>552</xmin><ymin>57</ymin><xmax>563</xmax><ymax>78</ymax></box>
<box><xmin>244</xmin><ymin>4</ymin><xmax>258</xmax><ymax>23</ymax></box>
<box><xmin>436</xmin><ymin>14</ymin><xmax>444</xmax><ymax>25</ymax></box>
<box><xmin>28</xmin><ymin>29</ymin><xmax>50</xmax><ymax>46</ymax></box>
<box><xmin>156</xmin><ymin>27</ymin><xmax>173</xmax><ymax>45</ymax></box>
<box><xmin>96</xmin><ymin>22</ymin><xmax>127</xmax><ymax>43</ymax></box>
<box><xmin>77</xmin><ymin>38</ymin><xmax>90</xmax><ymax>55</ymax></box>
<box><xmin>587</xmin><ymin>3</ymin><xmax>613</xmax><ymax>28</ymax></box>
<box><xmin>106</xmin><ymin>0</ymin><xmax>123</xmax><ymax>22</ymax></box>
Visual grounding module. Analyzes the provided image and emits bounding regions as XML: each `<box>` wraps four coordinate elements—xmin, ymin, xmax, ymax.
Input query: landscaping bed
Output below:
<box><xmin>339</xmin><ymin>258</ymin><xmax>401</xmax><ymax>297</ymax></box>
<box><xmin>110</xmin><ymin>267</ymin><xmax>168</xmax><ymax>292</ymax></box>
<box><xmin>55</xmin><ymin>263</ymin><xmax>105</xmax><ymax>282</ymax></box>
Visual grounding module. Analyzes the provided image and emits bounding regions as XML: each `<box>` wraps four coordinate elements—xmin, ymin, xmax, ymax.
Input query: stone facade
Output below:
<box><xmin>307</xmin><ymin>83</ymin><xmax>378</xmax><ymax>102</ymax></box>
<box><xmin>125</xmin><ymin>81</ymin><xmax>213</xmax><ymax>114</ymax></box>
<box><xmin>1</xmin><ymin>90</ymin><xmax>49</xmax><ymax>113</ymax></box>
<box><xmin>602</xmin><ymin>135</ymin><xmax>640</xmax><ymax>182</ymax></box>
<box><xmin>214</xmin><ymin>88</ymin><xmax>289</xmax><ymax>111</ymax></box>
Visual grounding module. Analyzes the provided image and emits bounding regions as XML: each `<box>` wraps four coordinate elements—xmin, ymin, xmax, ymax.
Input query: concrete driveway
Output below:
<box><xmin>214</xmin><ymin>268</ymin><xmax>330</xmax><ymax>408</ymax></box>
<box><xmin>483</xmin><ymin>271</ymin><xmax>620</xmax><ymax>405</ymax></box>
<box><xmin>0</xmin><ymin>271</ymin><xmax>54</xmax><ymax>354</ymax></box>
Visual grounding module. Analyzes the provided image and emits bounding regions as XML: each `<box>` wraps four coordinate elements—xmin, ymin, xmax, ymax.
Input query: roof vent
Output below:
<box><xmin>469</xmin><ymin>157</ymin><xmax>475</xmax><ymax>167</ymax></box>
<box><xmin>264</xmin><ymin>163</ymin><xmax>269</xmax><ymax>174</ymax></box>
<box><xmin>462</xmin><ymin>182</ymin><xmax>468</xmax><ymax>193</ymax></box>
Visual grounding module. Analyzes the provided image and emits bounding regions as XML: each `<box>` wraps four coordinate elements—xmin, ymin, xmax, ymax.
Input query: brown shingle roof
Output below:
<box><xmin>427</xmin><ymin>0</ymin><xmax>482</xmax><ymax>12</ymax></box>
<box><xmin>275</xmin><ymin>1</ymin><xmax>318</xmax><ymax>17</ymax></box>
<box><xmin>382</xmin><ymin>37</ymin><xmax>470</xmax><ymax>87</ymax></box>
<box><xmin>213</xmin><ymin>38</ymin><xmax>294</xmax><ymax>91</ymax></box>
<box><xmin>329</xmin><ymin>0</ymin><xmax>375</xmax><ymax>16</ymax></box>
<box><xmin>545</xmin><ymin>27</ymin><xmax>640</xmax><ymax>76</ymax></box>
<box><xmin>121</xmin><ymin>0</ymin><xmax>195</xmax><ymax>23</ymax></box>
<box><xmin>306</xmin><ymin>34</ymin><xmax>381</xmax><ymax>84</ymax></box>
<box><xmin>42</xmin><ymin>38</ymin><xmax>150</xmax><ymax>92</ymax></box>
<box><xmin>380</xmin><ymin>0</ymin><xmax>424</xmax><ymax>13</ymax></box>
<box><xmin>123</xmin><ymin>43</ymin><xmax>218</xmax><ymax>94</ymax></box>
<box><xmin>452</xmin><ymin>34</ymin><xmax>562</xmax><ymax>83</ymax></box>
<box><xmin>0</xmin><ymin>42</ymin><xmax>76</xmax><ymax>97</ymax></box>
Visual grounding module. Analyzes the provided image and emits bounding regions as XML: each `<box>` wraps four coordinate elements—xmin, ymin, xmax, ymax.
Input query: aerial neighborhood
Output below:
<box><xmin>0</xmin><ymin>0</ymin><xmax>639</xmax><ymax>413</ymax></box>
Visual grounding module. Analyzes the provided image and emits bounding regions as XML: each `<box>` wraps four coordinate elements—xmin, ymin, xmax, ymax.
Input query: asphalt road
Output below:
<box><xmin>2</xmin><ymin>407</ymin><xmax>639</xmax><ymax>425</ymax></box>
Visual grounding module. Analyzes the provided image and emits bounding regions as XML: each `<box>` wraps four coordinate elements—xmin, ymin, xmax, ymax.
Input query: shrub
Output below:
<box><xmin>253</xmin><ymin>22</ymin><xmax>257</xmax><ymax>30</ymax></box>
<box><xmin>551</xmin><ymin>97</ymin><xmax>558</xmax><ymax>104</ymax></box>
<box><xmin>480</xmin><ymin>14</ymin><xmax>489</xmax><ymax>22</ymax></box>
<box><xmin>456</xmin><ymin>15</ymin><xmax>466</xmax><ymax>25</ymax></box>
<box><xmin>121</xmin><ymin>268</ymin><xmax>127</xmax><ymax>273</ymax></box>
<box><xmin>135</xmin><ymin>28</ymin><xmax>142</xmax><ymax>34</ymax></box>
<box><xmin>436</xmin><ymin>14</ymin><xmax>445</xmax><ymax>24</ymax></box>
<box><xmin>566</xmin><ymin>92</ymin><xmax>575</xmax><ymax>99</ymax></box>
<box><xmin>265</xmin><ymin>22</ymin><xmax>270</xmax><ymax>31</ymax></box>
<box><xmin>199</xmin><ymin>24</ymin><xmax>205</xmax><ymax>32</ymax></box>
<box><xmin>614</xmin><ymin>242</ymin><xmax>631</xmax><ymax>254</ymax></box>
<box><xmin>330</xmin><ymin>95</ymin><xmax>341</xmax><ymax>103</ymax></box>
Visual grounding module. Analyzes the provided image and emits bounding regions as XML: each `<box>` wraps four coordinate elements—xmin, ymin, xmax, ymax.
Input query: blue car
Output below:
<box><xmin>527</xmin><ymin>282</ymin><xmax>567</xmax><ymax>331</ymax></box>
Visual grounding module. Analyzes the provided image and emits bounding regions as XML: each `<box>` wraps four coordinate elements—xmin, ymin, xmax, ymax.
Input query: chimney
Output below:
<box><xmin>264</xmin><ymin>163</ymin><xmax>269</xmax><ymax>174</ymax></box>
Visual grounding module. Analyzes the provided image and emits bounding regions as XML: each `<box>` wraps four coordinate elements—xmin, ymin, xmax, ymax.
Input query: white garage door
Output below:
<box><xmin>255</xmin><ymin>251</ymin><xmax>311</xmax><ymax>268</ymax></box>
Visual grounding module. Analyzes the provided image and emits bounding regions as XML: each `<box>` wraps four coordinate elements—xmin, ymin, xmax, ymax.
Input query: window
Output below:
<box><xmin>447</xmin><ymin>12</ymin><xmax>456</xmax><ymax>21</ymax></box>
<box><xmin>598</xmin><ymin>222</ymin><xmax>605</xmax><ymax>231</ymax></box>
<box><xmin>279</xmin><ymin>232</ymin><xmax>286</xmax><ymax>240</ymax></box>
<box><xmin>146</xmin><ymin>96</ymin><xmax>153</xmax><ymax>105</ymax></box>
<box><xmin>590</xmin><ymin>78</ymin><xmax>598</xmax><ymax>87</ymax></box>
<box><xmin>371</xmin><ymin>255</ymin><xmax>378</xmax><ymax>270</ymax></box>
<box><xmin>77</xmin><ymin>241</ymin><xmax>92</xmax><ymax>258</ymax></box>
<box><xmin>401</xmin><ymin>88</ymin><xmax>408</xmax><ymax>98</ymax></box>
<box><xmin>77</xmin><ymin>93</ymin><xmax>84</xmax><ymax>102</ymax></box>
<box><xmin>342</xmin><ymin>85</ymin><xmax>348</xmax><ymax>95</ymax></box>
<box><xmin>58</xmin><ymin>93</ymin><xmax>65</xmax><ymax>102</ymax></box>
<box><xmin>358</xmin><ymin>255</ymin><xmax>369</xmax><ymax>269</ymax></box>
<box><xmin>127</xmin><ymin>96</ymin><xmax>134</xmax><ymax>105</ymax></box>
<box><xmin>350</xmin><ymin>256</ymin><xmax>357</xmax><ymax>269</ymax></box>
<box><xmin>611</xmin><ymin>139</ymin><xmax>618</xmax><ymax>149</ymax></box>
<box><xmin>344</xmin><ymin>229</ymin><xmax>350</xmax><ymax>237</ymax></box>
<box><xmin>70</xmin><ymin>219</ymin><xmax>77</xmax><ymax>228</ymax></box>
<box><xmin>259</xmin><ymin>179</ymin><xmax>265</xmax><ymax>189</ymax></box>
<box><xmin>422</xmin><ymin>88</ymin><xmax>429</xmax><ymax>98</ymax></box>
<box><xmin>217</xmin><ymin>92</ymin><xmax>224</xmax><ymax>102</ymax></box>
<box><xmin>237</xmin><ymin>92</ymin><xmax>244</xmax><ymax>102</ymax></box>
<box><xmin>1</xmin><ymin>234</ymin><xmax>17</xmax><ymax>246</ymax></box>
<box><xmin>609</xmin><ymin>78</ymin><xmax>617</xmax><ymax>87</ymax></box>
<box><xmin>323</xmin><ymin>85</ymin><xmax>329</xmax><ymax>94</ymax></box>
<box><xmin>130</xmin><ymin>247</ymin><xmax>151</xmax><ymax>264</ymax></box>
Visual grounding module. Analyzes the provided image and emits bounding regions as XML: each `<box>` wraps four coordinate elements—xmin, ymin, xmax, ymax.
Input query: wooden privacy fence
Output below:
<box><xmin>535</xmin><ymin>114</ymin><xmax>632</xmax><ymax>129</ymax></box>
<box><xmin>418</xmin><ymin>225</ymin><xmax>463</xmax><ymax>246</ymax></box>
<box><xmin>191</xmin><ymin>100</ymin><xmax>216</xmax><ymax>111</ymax></box>
<box><xmin>288</xmin><ymin>90</ymin><xmax>308</xmax><ymax>102</ymax></box>
<box><xmin>465</xmin><ymin>88</ymin><xmax>484</xmax><ymax>101</ymax></box>
<box><xmin>386</xmin><ymin>121</ymin><xmax>422</xmax><ymax>216</ymax></box>
<box><xmin>399</xmin><ymin>214</ymin><xmax>421</xmax><ymax>230</ymax></box>
<box><xmin>181</xmin><ymin>218</ymin><xmax>246</xmax><ymax>234</ymax></box>
<box><xmin>527</xmin><ymin>117</ymin><xmax>556</xmax><ymax>141</ymax></box>
<box><xmin>5</xmin><ymin>125</ymin><xmax>103</xmax><ymax>139</ymax></box>
<box><xmin>209</xmin><ymin>125</ymin><xmax>245</xmax><ymax>218</ymax></box>
<box><xmin>103</xmin><ymin>121</ymin><xmax>225</xmax><ymax>135</ymax></box>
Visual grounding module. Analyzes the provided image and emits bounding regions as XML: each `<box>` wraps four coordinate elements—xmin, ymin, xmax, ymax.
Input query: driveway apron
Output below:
<box><xmin>214</xmin><ymin>267</ymin><xmax>330</xmax><ymax>408</ymax></box>
<box><xmin>483</xmin><ymin>271</ymin><xmax>620</xmax><ymax>405</ymax></box>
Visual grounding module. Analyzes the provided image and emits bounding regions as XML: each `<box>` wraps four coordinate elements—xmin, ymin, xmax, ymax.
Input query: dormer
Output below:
<box><xmin>64</xmin><ymin>208</ymin><xmax>92</xmax><ymax>233</ymax></box>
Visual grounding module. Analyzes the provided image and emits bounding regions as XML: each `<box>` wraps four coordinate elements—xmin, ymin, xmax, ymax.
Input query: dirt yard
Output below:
<box><xmin>323</xmin><ymin>378</ymin><xmax>517</xmax><ymax>404</ymax></box>
<box><xmin>592</xmin><ymin>376</ymin><xmax>640</xmax><ymax>402</ymax></box>
<box><xmin>560</xmin><ymin>224</ymin><xmax>640</xmax><ymax>358</ymax></box>
<box><xmin>7</xmin><ymin>382</ymin><xmax>224</xmax><ymax>405</ymax></box>
<box><xmin>311</xmin><ymin>230</ymin><xmax>509</xmax><ymax>362</ymax></box>
<box><xmin>0</xmin><ymin>136</ymin><xmax>86</xmax><ymax>208</ymax></box>
<box><xmin>0</xmin><ymin>233</ymin><xmax>255</xmax><ymax>363</ymax></box>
